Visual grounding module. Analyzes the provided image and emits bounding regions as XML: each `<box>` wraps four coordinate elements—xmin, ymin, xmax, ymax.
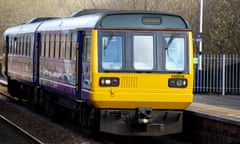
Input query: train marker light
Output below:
<box><xmin>168</xmin><ymin>78</ymin><xmax>187</xmax><ymax>88</ymax></box>
<box><xmin>99</xmin><ymin>77</ymin><xmax>119</xmax><ymax>86</ymax></box>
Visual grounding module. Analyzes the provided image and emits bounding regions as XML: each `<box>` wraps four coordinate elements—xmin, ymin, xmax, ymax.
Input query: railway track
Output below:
<box><xmin>0</xmin><ymin>83</ymin><xmax>99</xmax><ymax>143</ymax></box>
<box><xmin>0</xmin><ymin>115</ymin><xmax>43</xmax><ymax>144</ymax></box>
<box><xmin>0</xmin><ymin>80</ymin><xmax>191</xmax><ymax>144</ymax></box>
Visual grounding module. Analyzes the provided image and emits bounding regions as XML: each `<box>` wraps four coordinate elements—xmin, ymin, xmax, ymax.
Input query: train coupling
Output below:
<box><xmin>136</xmin><ymin>108</ymin><xmax>153</xmax><ymax>124</ymax></box>
<box><xmin>129</xmin><ymin>108</ymin><xmax>153</xmax><ymax>132</ymax></box>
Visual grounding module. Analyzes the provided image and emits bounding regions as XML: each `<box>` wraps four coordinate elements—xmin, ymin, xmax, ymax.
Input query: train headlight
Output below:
<box><xmin>99</xmin><ymin>77</ymin><xmax>119</xmax><ymax>87</ymax></box>
<box><xmin>168</xmin><ymin>78</ymin><xmax>187</xmax><ymax>88</ymax></box>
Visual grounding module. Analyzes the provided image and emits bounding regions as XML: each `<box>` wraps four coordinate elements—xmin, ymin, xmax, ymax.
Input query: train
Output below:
<box><xmin>2</xmin><ymin>9</ymin><xmax>193</xmax><ymax>136</ymax></box>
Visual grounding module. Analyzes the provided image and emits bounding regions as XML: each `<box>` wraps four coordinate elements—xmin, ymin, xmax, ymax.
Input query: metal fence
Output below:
<box><xmin>194</xmin><ymin>54</ymin><xmax>240</xmax><ymax>95</ymax></box>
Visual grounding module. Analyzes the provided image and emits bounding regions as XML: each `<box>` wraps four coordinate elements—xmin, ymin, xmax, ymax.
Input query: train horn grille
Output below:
<box><xmin>120</xmin><ymin>76</ymin><xmax>138</xmax><ymax>88</ymax></box>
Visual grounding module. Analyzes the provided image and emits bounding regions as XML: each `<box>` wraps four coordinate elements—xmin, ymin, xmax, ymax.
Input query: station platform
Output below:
<box><xmin>187</xmin><ymin>94</ymin><xmax>240</xmax><ymax>125</ymax></box>
<box><xmin>184</xmin><ymin>94</ymin><xmax>240</xmax><ymax>143</ymax></box>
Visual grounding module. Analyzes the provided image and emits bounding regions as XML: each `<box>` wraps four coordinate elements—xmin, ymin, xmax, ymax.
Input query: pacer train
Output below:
<box><xmin>2</xmin><ymin>9</ymin><xmax>193</xmax><ymax>136</ymax></box>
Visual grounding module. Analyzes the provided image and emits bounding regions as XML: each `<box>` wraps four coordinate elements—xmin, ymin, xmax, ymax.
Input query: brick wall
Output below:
<box><xmin>183</xmin><ymin>111</ymin><xmax>240</xmax><ymax>144</ymax></box>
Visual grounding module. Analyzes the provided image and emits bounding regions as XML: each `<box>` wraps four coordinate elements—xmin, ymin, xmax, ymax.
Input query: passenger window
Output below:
<box><xmin>9</xmin><ymin>37</ymin><xmax>13</xmax><ymax>54</ymax></box>
<box><xmin>55</xmin><ymin>34</ymin><xmax>60</xmax><ymax>58</ymax></box>
<box><xmin>30</xmin><ymin>35</ymin><xmax>34</xmax><ymax>57</ymax></box>
<box><xmin>83</xmin><ymin>34</ymin><xmax>91</xmax><ymax>62</ymax></box>
<box><xmin>18</xmin><ymin>36</ymin><xmax>22</xmax><ymax>55</ymax></box>
<box><xmin>14</xmin><ymin>37</ymin><xmax>17</xmax><ymax>55</ymax></box>
<box><xmin>133</xmin><ymin>35</ymin><xmax>153</xmax><ymax>70</ymax></box>
<box><xmin>24</xmin><ymin>35</ymin><xmax>30</xmax><ymax>56</ymax></box>
<box><xmin>28</xmin><ymin>35</ymin><xmax>32</xmax><ymax>56</ymax></box>
<box><xmin>45</xmin><ymin>34</ymin><xmax>50</xmax><ymax>58</ymax></box>
<box><xmin>71</xmin><ymin>33</ymin><xmax>78</xmax><ymax>60</ymax></box>
<box><xmin>24</xmin><ymin>35</ymin><xmax>28</xmax><ymax>56</ymax></box>
<box><xmin>21</xmin><ymin>35</ymin><xmax>24</xmax><ymax>56</ymax></box>
<box><xmin>66</xmin><ymin>33</ymin><xmax>71</xmax><ymax>59</ymax></box>
<box><xmin>60</xmin><ymin>34</ymin><xmax>66</xmax><ymax>59</ymax></box>
<box><xmin>41</xmin><ymin>33</ymin><xmax>46</xmax><ymax>57</ymax></box>
<box><xmin>23</xmin><ymin>36</ymin><xmax>26</xmax><ymax>56</ymax></box>
<box><xmin>18</xmin><ymin>36</ymin><xmax>20</xmax><ymax>55</ymax></box>
<box><xmin>50</xmin><ymin>34</ymin><xmax>55</xmax><ymax>58</ymax></box>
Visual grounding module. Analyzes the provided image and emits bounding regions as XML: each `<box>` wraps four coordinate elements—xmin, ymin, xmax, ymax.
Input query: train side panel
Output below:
<box><xmin>37</xmin><ymin>31</ymin><xmax>80</xmax><ymax>100</ymax></box>
<box><xmin>8</xmin><ymin>56</ymin><xmax>33</xmax><ymax>82</ymax></box>
<box><xmin>39</xmin><ymin>58</ymin><xmax>77</xmax><ymax>99</ymax></box>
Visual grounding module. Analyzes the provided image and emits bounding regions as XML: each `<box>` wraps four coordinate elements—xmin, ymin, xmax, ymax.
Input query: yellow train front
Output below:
<box><xmin>81</xmin><ymin>11</ymin><xmax>194</xmax><ymax>136</ymax></box>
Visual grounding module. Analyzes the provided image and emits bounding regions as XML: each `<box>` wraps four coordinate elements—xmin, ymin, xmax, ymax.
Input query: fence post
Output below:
<box><xmin>222</xmin><ymin>55</ymin><xmax>225</xmax><ymax>96</ymax></box>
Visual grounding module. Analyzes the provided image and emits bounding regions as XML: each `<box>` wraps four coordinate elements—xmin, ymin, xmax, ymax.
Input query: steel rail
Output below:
<box><xmin>0</xmin><ymin>115</ymin><xmax>44</xmax><ymax>144</ymax></box>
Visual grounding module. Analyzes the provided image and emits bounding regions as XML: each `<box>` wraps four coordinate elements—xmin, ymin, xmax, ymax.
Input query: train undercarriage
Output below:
<box><xmin>7</xmin><ymin>78</ymin><xmax>183</xmax><ymax>136</ymax></box>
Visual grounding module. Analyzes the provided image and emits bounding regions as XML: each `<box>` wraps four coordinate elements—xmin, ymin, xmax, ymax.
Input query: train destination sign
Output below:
<box><xmin>142</xmin><ymin>17</ymin><xmax>161</xmax><ymax>25</ymax></box>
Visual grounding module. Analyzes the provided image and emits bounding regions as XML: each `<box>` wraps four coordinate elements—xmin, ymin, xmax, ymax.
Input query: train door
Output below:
<box><xmin>75</xmin><ymin>31</ymin><xmax>84</xmax><ymax>98</ymax></box>
<box><xmin>81</xmin><ymin>32</ymin><xmax>92</xmax><ymax>99</ymax></box>
<box><xmin>33</xmin><ymin>33</ymin><xmax>40</xmax><ymax>86</ymax></box>
<box><xmin>75</xmin><ymin>31</ymin><xmax>91</xmax><ymax>99</ymax></box>
<box><xmin>3</xmin><ymin>35</ymin><xmax>9</xmax><ymax>77</ymax></box>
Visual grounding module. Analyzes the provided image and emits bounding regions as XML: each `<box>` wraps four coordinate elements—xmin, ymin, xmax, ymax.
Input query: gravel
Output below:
<box><xmin>0</xmin><ymin>86</ymin><xmax>99</xmax><ymax>144</ymax></box>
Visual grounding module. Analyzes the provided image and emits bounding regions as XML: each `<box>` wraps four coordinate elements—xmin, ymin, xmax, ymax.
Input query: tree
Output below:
<box><xmin>204</xmin><ymin>0</ymin><xmax>240</xmax><ymax>54</ymax></box>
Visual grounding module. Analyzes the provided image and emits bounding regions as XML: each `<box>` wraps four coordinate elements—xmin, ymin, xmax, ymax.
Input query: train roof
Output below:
<box><xmin>38</xmin><ymin>10</ymin><xmax>190</xmax><ymax>32</ymax></box>
<box><xmin>4</xmin><ymin>22</ymin><xmax>42</xmax><ymax>36</ymax></box>
<box><xmin>67</xmin><ymin>9</ymin><xmax>111</xmax><ymax>17</ymax></box>
<box><xmin>3</xmin><ymin>17</ymin><xmax>59</xmax><ymax>36</ymax></box>
<box><xmin>26</xmin><ymin>17</ymin><xmax>60</xmax><ymax>24</ymax></box>
<box><xmin>4</xmin><ymin>9</ymin><xmax>191</xmax><ymax>36</ymax></box>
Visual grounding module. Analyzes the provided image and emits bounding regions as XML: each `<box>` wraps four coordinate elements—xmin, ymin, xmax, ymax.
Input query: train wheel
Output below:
<box><xmin>8</xmin><ymin>79</ymin><xmax>19</xmax><ymax>97</ymax></box>
<box><xmin>43</xmin><ymin>93</ymin><xmax>57</xmax><ymax>120</ymax></box>
<box><xmin>76</xmin><ymin>105</ymin><xmax>83</xmax><ymax>127</ymax></box>
<box><xmin>7</xmin><ymin>79</ymin><xmax>14</xmax><ymax>95</ymax></box>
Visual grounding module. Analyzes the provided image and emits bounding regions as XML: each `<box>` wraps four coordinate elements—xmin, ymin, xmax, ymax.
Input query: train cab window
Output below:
<box><xmin>164</xmin><ymin>37</ymin><xmax>185</xmax><ymax>71</ymax></box>
<box><xmin>102</xmin><ymin>36</ymin><xmax>122</xmax><ymax>70</ymax></box>
<box><xmin>133</xmin><ymin>35</ymin><xmax>154</xmax><ymax>70</ymax></box>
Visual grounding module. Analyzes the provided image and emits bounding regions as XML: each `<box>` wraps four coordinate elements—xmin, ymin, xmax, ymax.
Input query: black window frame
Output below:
<box><xmin>98</xmin><ymin>30</ymin><xmax>189</xmax><ymax>73</ymax></box>
<box><xmin>98</xmin><ymin>31</ymin><xmax>125</xmax><ymax>72</ymax></box>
